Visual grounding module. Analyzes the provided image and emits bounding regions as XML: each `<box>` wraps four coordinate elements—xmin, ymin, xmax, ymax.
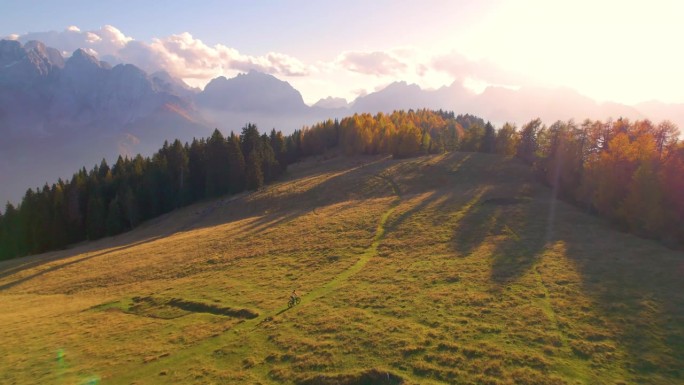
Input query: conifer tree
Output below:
<box><xmin>188</xmin><ymin>138</ymin><xmax>207</xmax><ymax>200</ymax></box>
<box><xmin>241</xmin><ymin>123</ymin><xmax>262</xmax><ymax>158</ymax></box>
<box><xmin>228</xmin><ymin>132</ymin><xmax>246</xmax><ymax>193</ymax></box>
<box><xmin>166</xmin><ymin>139</ymin><xmax>190</xmax><ymax>206</ymax></box>
<box><xmin>481</xmin><ymin>122</ymin><xmax>497</xmax><ymax>153</ymax></box>
<box><xmin>260</xmin><ymin>134</ymin><xmax>280</xmax><ymax>182</ymax></box>
<box><xmin>0</xmin><ymin>203</ymin><xmax>19</xmax><ymax>259</ymax></box>
<box><xmin>205</xmin><ymin>129</ymin><xmax>231</xmax><ymax>197</ymax></box>
<box><xmin>50</xmin><ymin>183</ymin><xmax>69</xmax><ymax>249</ymax></box>
<box><xmin>270</xmin><ymin>128</ymin><xmax>287</xmax><ymax>172</ymax></box>
<box><xmin>106</xmin><ymin>196</ymin><xmax>126</xmax><ymax>235</ymax></box>
<box><xmin>121</xmin><ymin>185</ymin><xmax>140</xmax><ymax>229</ymax></box>
<box><xmin>245</xmin><ymin>152</ymin><xmax>264</xmax><ymax>190</ymax></box>
<box><xmin>86</xmin><ymin>194</ymin><xmax>107</xmax><ymax>240</ymax></box>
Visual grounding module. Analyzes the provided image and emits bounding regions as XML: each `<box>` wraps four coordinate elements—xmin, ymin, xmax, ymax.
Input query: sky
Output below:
<box><xmin>2</xmin><ymin>0</ymin><xmax>683</xmax><ymax>105</ymax></box>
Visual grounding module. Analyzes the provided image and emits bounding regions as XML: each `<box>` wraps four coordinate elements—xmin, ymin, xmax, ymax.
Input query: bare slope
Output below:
<box><xmin>0</xmin><ymin>153</ymin><xmax>682</xmax><ymax>385</ymax></box>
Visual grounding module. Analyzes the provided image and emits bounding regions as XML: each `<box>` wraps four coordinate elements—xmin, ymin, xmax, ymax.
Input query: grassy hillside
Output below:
<box><xmin>0</xmin><ymin>152</ymin><xmax>682</xmax><ymax>385</ymax></box>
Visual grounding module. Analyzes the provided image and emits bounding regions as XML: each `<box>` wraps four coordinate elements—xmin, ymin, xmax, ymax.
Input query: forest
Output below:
<box><xmin>0</xmin><ymin>109</ymin><xmax>682</xmax><ymax>260</ymax></box>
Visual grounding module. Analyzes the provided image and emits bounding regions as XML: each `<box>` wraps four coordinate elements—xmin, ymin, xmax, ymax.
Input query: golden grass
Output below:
<box><xmin>0</xmin><ymin>152</ymin><xmax>682</xmax><ymax>384</ymax></box>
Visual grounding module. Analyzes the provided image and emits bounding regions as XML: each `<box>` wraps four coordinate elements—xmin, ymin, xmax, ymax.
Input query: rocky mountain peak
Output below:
<box><xmin>24</xmin><ymin>40</ymin><xmax>65</xmax><ymax>68</ymax></box>
<box><xmin>0</xmin><ymin>39</ymin><xmax>24</xmax><ymax>63</ymax></box>
<box><xmin>66</xmin><ymin>48</ymin><xmax>103</xmax><ymax>69</ymax></box>
<box><xmin>312</xmin><ymin>96</ymin><xmax>349</xmax><ymax>109</ymax></box>
<box><xmin>0</xmin><ymin>39</ymin><xmax>63</xmax><ymax>84</ymax></box>
<box><xmin>197</xmin><ymin>70</ymin><xmax>307</xmax><ymax>114</ymax></box>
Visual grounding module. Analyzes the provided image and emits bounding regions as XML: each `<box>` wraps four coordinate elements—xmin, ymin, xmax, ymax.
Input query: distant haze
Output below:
<box><xmin>1</xmin><ymin>1</ymin><xmax>683</xmax><ymax>206</ymax></box>
<box><xmin>1</xmin><ymin>1</ymin><xmax>682</xmax><ymax>106</ymax></box>
<box><xmin>1</xmin><ymin>37</ymin><xmax>683</xmax><ymax>207</ymax></box>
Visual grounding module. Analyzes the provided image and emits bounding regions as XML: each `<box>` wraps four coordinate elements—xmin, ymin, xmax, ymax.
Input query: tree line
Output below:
<box><xmin>512</xmin><ymin>117</ymin><xmax>683</xmax><ymax>245</ymax></box>
<box><xmin>0</xmin><ymin>110</ymin><xmax>465</xmax><ymax>260</ymax></box>
<box><xmin>0</xmin><ymin>123</ymin><xmax>288</xmax><ymax>259</ymax></box>
<box><xmin>0</xmin><ymin>110</ymin><xmax>681</xmax><ymax>260</ymax></box>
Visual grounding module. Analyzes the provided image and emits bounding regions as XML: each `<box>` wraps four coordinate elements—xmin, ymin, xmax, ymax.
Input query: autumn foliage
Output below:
<box><xmin>0</xmin><ymin>110</ymin><xmax>681</xmax><ymax>260</ymax></box>
<box><xmin>0</xmin><ymin>110</ymin><xmax>466</xmax><ymax>260</ymax></box>
<box><xmin>298</xmin><ymin>110</ymin><xmax>464</xmax><ymax>158</ymax></box>
<box><xmin>522</xmin><ymin>118</ymin><xmax>682</xmax><ymax>244</ymax></box>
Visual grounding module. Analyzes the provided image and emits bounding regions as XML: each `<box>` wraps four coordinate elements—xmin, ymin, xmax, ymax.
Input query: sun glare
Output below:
<box><xmin>459</xmin><ymin>0</ymin><xmax>684</xmax><ymax>104</ymax></box>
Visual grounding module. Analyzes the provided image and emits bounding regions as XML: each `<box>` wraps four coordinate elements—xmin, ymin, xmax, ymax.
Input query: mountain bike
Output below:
<box><xmin>288</xmin><ymin>295</ymin><xmax>301</xmax><ymax>308</ymax></box>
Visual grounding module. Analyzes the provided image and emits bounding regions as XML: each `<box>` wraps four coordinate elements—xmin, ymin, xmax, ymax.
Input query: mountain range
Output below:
<box><xmin>1</xmin><ymin>38</ymin><xmax>682</xmax><ymax>205</ymax></box>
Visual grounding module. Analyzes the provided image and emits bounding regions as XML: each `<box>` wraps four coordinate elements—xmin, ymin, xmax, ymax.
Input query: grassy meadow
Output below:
<box><xmin>0</xmin><ymin>152</ymin><xmax>682</xmax><ymax>384</ymax></box>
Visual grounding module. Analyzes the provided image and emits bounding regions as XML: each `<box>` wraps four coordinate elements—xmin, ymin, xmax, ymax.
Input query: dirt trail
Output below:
<box><xmin>113</xmin><ymin>173</ymin><xmax>402</xmax><ymax>384</ymax></box>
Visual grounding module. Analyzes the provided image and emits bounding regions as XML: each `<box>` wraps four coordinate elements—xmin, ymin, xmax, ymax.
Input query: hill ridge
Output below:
<box><xmin>0</xmin><ymin>152</ymin><xmax>682</xmax><ymax>384</ymax></box>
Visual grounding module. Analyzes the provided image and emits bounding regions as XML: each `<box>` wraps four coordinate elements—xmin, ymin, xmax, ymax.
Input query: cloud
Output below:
<box><xmin>11</xmin><ymin>26</ymin><xmax>310</xmax><ymax>88</ymax></box>
<box><xmin>6</xmin><ymin>24</ymin><xmax>530</xmax><ymax>103</ymax></box>
<box><xmin>338</xmin><ymin>51</ymin><xmax>408</xmax><ymax>76</ymax></box>
<box><xmin>233</xmin><ymin>52</ymin><xmax>309</xmax><ymax>77</ymax></box>
<box><xmin>17</xmin><ymin>25</ymin><xmax>132</xmax><ymax>58</ymax></box>
<box><xmin>140</xmin><ymin>32</ymin><xmax>310</xmax><ymax>81</ymax></box>
<box><xmin>353</xmin><ymin>88</ymin><xmax>369</xmax><ymax>97</ymax></box>
<box><xmin>431</xmin><ymin>51</ymin><xmax>531</xmax><ymax>87</ymax></box>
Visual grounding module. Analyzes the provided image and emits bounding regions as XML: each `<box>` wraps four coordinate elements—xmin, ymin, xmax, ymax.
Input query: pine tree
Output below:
<box><xmin>106</xmin><ymin>196</ymin><xmax>126</xmax><ymax>235</ymax></box>
<box><xmin>228</xmin><ymin>132</ymin><xmax>246</xmax><ymax>193</ymax></box>
<box><xmin>245</xmin><ymin>152</ymin><xmax>264</xmax><ymax>190</ymax></box>
<box><xmin>121</xmin><ymin>185</ymin><xmax>140</xmax><ymax>229</ymax></box>
<box><xmin>86</xmin><ymin>194</ymin><xmax>107</xmax><ymax>240</ymax></box>
<box><xmin>65</xmin><ymin>173</ymin><xmax>86</xmax><ymax>243</ymax></box>
<box><xmin>241</xmin><ymin>123</ymin><xmax>262</xmax><ymax>158</ymax></box>
<box><xmin>0</xmin><ymin>203</ymin><xmax>20</xmax><ymax>259</ymax></box>
<box><xmin>0</xmin><ymin>210</ymin><xmax>4</xmax><ymax>260</ymax></box>
<box><xmin>481</xmin><ymin>122</ymin><xmax>497</xmax><ymax>153</ymax></box>
<box><xmin>261</xmin><ymin>134</ymin><xmax>280</xmax><ymax>182</ymax></box>
<box><xmin>270</xmin><ymin>128</ymin><xmax>287</xmax><ymax>172</ymax></box>
<box><xmin>166</xmin><ymin>139</ymin><xmax>190</xmax><ymax>206</ymax></box>
<box><xmin>205</xmin><ymin>129</ymin><xmax>231</xmax><ymax>197</ymax></box>
<box><xmin>50</xmin><ymin>183</ymin><xmax>69</xmax><ymax>249</ymax></box>
<box><xmin>188</xmin><ymin>138</ymin><xmax>207</xmax><ymax>200</ymax></box>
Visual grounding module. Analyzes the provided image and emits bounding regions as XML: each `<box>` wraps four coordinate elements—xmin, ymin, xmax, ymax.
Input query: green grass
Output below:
<box><xmin>0</xmin><ymin>152</ymin><xmax>682</xmax><ymax>384</ymax></box>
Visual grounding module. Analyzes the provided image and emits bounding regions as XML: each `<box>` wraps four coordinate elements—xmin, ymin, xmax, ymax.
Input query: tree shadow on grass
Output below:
<box><xmin>0</xmin><ymin>235</ymin><xmax>164</xmax><ymax>291</ymax></box>
<box><xmin>192</xmin><ymin>155</ymin><xmax>404</xmax><ymax>239</ymax></box>
<box><xmin>439</xmin><ymin>153</ymin><xmax>684</xmax><ymax>381</ymax></box>
<box><xmin>451</xmin><ymin>197</ymin><xmax>499</xmax><ymax>256</ymax></box>
<box><xmin>555</xmin><ymin>204</ymin><xmax>684</xmax><ymax>381</ymax></box>
<box><xmin>449</xmin><ymin>182</ymin><xmax>551</xmax><ymax>286</ymax></box>
<box><xmin>383</xmin><ymin>190</ymin><xmax>442</xmax><ymax>230</ymax></box>
<box><xmin>380</xmin><ymin>153</ymin><xmax>487</xmax><ymax>239</ymax></box>
<box><xmin>488</xmin><ymin>196</ymin><xmax>552</xmax><ymax>286</ymax></box>
<box><xmin>0</xmin><ymin>155</ymin><xmax>402</xmax><ymax>289</ymax></box>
